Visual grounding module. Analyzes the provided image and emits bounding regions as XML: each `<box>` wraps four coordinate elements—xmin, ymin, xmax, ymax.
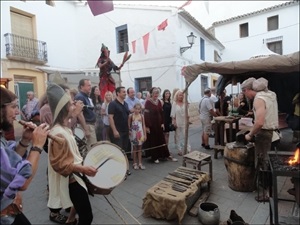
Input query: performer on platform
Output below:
<box><xmin>96</xmin><ymin>43</ymin><xmax>124</xmax><ymax>100</ymax></box>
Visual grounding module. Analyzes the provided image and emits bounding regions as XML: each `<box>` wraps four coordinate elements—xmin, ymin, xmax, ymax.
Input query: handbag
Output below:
<box><xmin>169</xmin><ymin>123</ymin><xmax>176</xmax><ymax>132</ymax></box>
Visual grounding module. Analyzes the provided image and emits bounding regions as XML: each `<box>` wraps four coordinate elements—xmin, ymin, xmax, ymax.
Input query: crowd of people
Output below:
<box><xmin>1</xmin><ymin>77</ymin><xmax>192</xmax><ymax>225</ymax></box>
<box><xmin>3</xmin><ymin>72</ymin><xmax>293</xmax><ymax>224</ymax></box>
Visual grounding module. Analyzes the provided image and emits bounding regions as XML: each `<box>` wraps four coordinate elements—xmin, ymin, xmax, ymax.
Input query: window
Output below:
<box><xmin>214</xmin><ymin>50</ymin><xmax>222</xmax><ymax>62</ymax></box>
<box><xmin>11</xmin><ymin>11</ymin><xmax>34</xmax><ymax>39</ymax></box>
<box><xmin>268</xmin><ymin>15</ymin><xmax>278</xmax><ymax>31</ymax></box>
<box><xmin>240</xmin><ymin>23</ymin><xmax>248</xmax><ymax>38</ymax></box>
<box><xmin>116</xmin><ymin>25</ymin><xmax>128</xmax><ymax>53</ymax></box>
<box><xmin>200</xmin><ymin>75</ymin><xmax>208</xmax><ymax>96</ymax></box>
<box><xmin>200</xmin><ymin>38</ymin><xmax>205</xmax><ymax>61</ymax></box>
<box><xmin>267</xmin><ymin>41</ymin><xmax>282</xmax><ymax>55</ymax></box>
<box><xmin>135</xmin><ymin>77</ymin><xmax>152</xmax><ymax>94</ymax></box>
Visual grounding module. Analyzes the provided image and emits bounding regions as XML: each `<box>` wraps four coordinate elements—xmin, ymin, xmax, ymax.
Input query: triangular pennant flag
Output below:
<box><xmin>205</xmin><ymin>1</ymin><xmax>210</xmax><ymax>14</ymax></box>
<box><xmin>143</xmin><ymin>33</ymin><xmax>150</xmax><ymax>54</ymax></box>
<box><xmin>178</xmin><ymin>0</ymin><xmax>192</xmax><ymax>10</ymax></box>
<box><xmin>157</xmin><ymin>19</ymin><xmax>168</xmax><ymax>31</ymax></box>
<box><xmin>132</xmin><ymin>40</ymin><xmax>136</xmax><ymax>54</ymax></box>
<box><xmin>87</xmin><ymin>0</ymin><xmax>114</xmax><ymax>16</ymax></box>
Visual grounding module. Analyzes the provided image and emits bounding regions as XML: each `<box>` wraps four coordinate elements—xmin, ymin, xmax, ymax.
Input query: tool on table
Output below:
<box><xmin>169</xmin><ymin>172</ymin><xmax>194</xmax><ymax>182</ymax></box>
<box><xmin>163</xmin><ymin>177</ymin><xmax>190</xmax><ymax>188</ymax></box>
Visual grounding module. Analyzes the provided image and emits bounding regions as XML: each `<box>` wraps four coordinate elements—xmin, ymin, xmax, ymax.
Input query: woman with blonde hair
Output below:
<box><xmin>171</xmin><ymin>89</ymin><xmax>191</xmax><ymax>155</ymax></box>
<box><xmin>101</xmin><ymin>91</ymin><xmax>113</xmax><ymax>141</ymax></box>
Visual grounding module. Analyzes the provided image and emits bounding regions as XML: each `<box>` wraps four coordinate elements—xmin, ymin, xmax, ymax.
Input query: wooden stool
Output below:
<box><xmin>182</xmin><ymin>151</ymin><xmax>213</xmax><ymax>185</ymax></box>
<box><xmin>213</xmin><ymin>145</ymin><xmax>225</xmax><ymax>159</ymax></box>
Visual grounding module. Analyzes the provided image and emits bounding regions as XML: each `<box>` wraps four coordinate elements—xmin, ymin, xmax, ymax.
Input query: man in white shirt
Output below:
<box><xmin>199</xmin><ymin>88</ymin><xmax>218</xmax><ymax>149</ymax></box>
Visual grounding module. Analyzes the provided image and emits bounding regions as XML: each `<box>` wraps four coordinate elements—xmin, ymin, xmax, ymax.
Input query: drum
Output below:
<box><xmin>74</xmin><ymin>127</ymin><xmax>88</xmax><ymax>158</ymax></box>
<box><xmin>83</xmin><ymin>141</ymin><xmax>129</xmax><ymax>195</ymax></box>
<box><xmin>74</xmin><ymin>127</ymin><xmax>85</xmax><ymax>140</ymax></box>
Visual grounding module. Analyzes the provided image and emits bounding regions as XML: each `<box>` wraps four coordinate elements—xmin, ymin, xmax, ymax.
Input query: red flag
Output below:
<box><xmin>132</xmin><ymin>40</ymin><xmax>136</xmax><ymax>54</ymax></box>
<box><xmin>143</xmin><ymin>33</ymin><xmax>150</xmax><ymax>54</ymax></box>
<box><xmin>157</xmin><ymin>19</ymin><xmax>168</xmax><ymax>31</ymax></box>
<box><xmin>178</xmin><ymin>0</ymin><xmax>192</xmax><ymax>10</ymax></box>
<box><xmin>87</xmin><ymin>0</ymin><xmax>114</xmax><ymax>16</ymax></box>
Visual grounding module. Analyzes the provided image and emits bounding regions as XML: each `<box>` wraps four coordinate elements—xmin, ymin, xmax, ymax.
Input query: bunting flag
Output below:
<box><xmin>178</xmin><ymin>0</ymin><xmax>192</xmax><ymax>10</ymax></box>
<box><xmin>132</xmin><ymin>40</ymin><xmax>136</xmax><ymax>54</ymax></box>
<box><xmin>204</xmin><ymin>1</ymin><xmax>210</xmax><ymax>14</ymax></box>
<box><xmin>157</xmin><ymin>19</ymin><xmax>168</xmax><ymax>31</ymax></box>
<box><xmin>143</xmin><ymin>33</ymin><xmax>150</xmax><ymax>54</ymax></box>
<box><xmin>87</xmin><ymin>0</ymin><xmax>114</xmax><ymax>16</ymax></box>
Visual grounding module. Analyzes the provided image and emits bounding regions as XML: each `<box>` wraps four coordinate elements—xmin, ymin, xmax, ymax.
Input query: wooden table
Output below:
<box><xmin>213</xmin><ymin>116</ymin><xmax>241</xmax><ymax>158</ymax></box>
<box><xmin>142</xmin><ymin>167</ymin><xmax>210</xmax><ymax>223</ymax></box>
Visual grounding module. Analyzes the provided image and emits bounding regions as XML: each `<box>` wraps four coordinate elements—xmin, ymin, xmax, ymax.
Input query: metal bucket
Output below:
<box><xmin>198</xmin><ymin>202</ymin><xmax>220</xmax><ymax>225</ymax></box>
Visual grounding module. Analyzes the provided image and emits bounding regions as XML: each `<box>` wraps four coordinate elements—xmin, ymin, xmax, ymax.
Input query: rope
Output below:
<box><xmin>110</xmin><ymin>194</ymin><xmax>142</xmax><ymax>225</ymax></box>
<box><xmin>104</xmin><ymin>195</ymin><xmax>127</xmax><ymax>224</ymax></box>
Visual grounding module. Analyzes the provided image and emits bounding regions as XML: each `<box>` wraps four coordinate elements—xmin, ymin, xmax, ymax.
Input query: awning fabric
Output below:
<box><xmin>181</xmin><ymin>51</ymin><xmax>300</xmax><ymax>114</ymax></box>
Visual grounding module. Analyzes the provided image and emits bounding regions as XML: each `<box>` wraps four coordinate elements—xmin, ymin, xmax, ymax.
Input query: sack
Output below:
<box><xmin>0</xmin><ymin>192</ymin><xmax>22</xmax><ymax>217</ymax></box>
<box><xmin>169</xmin><ymin>123</ymin><xmax>176</xmax><ymax>132</ymax></box>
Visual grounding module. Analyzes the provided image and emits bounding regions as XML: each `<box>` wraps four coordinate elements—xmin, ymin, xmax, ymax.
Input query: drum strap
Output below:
<box><xmin>73</xmin><ymin>172</ymin><xmax>94</xmax><ymax>196</ymax></box>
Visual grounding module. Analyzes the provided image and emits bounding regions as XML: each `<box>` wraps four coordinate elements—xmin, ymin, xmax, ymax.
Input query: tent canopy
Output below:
<box><xmin>182</xmin><ymin>51</ymin><xmax>300</xmax><ymax>114</ymax></box>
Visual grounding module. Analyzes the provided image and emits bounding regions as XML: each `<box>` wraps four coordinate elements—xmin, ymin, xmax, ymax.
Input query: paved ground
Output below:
<box><xmin>21</xmin><ymin>121</ymin><xmax>299</xmax><ymax>225</ymax></box>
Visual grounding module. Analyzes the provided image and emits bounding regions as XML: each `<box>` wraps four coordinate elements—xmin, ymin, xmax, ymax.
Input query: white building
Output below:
<box><xmin>209</xmin><ymin>0</ymin><xmax>299</xmax><ymax>61</ymax></box>
<box><xmin>207</xmin><ymin>0</ymin><xmax>299</xmax><ymax>94</ymax></box>
<box><xmin>1</xmin><ymin>1</ymin><xmax>224</xmax><ymax>106</ymax></box>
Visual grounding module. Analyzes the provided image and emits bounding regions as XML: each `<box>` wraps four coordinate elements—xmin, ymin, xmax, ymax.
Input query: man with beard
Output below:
<box><xmin>0</xmin><ymin>86</ymin><xmax>49</xmax><ymax>225</ymax></box>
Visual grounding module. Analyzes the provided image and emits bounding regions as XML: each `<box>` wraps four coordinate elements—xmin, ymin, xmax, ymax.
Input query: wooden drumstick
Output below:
<box><xmin>17</xmin><ymin>120</ymin><xmax>64</xmax><ymax>145</ymax></box>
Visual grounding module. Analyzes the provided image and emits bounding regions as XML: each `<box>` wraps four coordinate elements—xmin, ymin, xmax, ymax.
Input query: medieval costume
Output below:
<box><xmin>96</xmin><ymin>43</ymin><xmax>123</xmax><ymax>100</ymax></box>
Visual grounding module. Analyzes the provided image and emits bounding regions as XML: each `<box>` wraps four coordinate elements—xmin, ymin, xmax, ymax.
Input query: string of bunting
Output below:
<box><xmin>130</xmin><ymin>0</ymin><xmax>193</xmax><ymax>55</ymax></box>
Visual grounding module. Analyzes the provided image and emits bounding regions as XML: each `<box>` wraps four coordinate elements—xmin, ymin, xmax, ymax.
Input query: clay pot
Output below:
<box><xmin>198</xmin><ymin>202</ymin><xmax>220</xmax><ymax>225</ymax></box>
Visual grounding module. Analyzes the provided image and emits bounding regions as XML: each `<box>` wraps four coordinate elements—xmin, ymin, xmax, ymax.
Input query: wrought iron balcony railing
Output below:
<box><xmin>4</xmin><ymin>33</ymin><xmax>48</xmax><ymax>64</ymax></box>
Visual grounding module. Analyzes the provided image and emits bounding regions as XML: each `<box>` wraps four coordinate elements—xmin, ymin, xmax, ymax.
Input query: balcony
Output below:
<box><xmin>4</xmin><ymin>33</ymin><xmax>48</xmax><ymax>64</ymax></box>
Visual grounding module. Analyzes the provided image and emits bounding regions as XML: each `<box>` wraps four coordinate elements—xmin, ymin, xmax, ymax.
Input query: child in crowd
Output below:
<box><xmin>128</xmin><ymin>103</ymin><xmax>147</xmax><ymax>170</ymax></box>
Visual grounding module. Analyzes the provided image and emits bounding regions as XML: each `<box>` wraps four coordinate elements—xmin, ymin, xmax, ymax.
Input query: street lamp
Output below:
<box><xmin>180</xmin><ymin>32</ymin><xmax>197</xmax><ymax>55</ymax></box>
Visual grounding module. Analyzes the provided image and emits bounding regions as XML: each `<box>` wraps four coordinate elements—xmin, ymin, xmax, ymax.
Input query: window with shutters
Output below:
<box><xmin>268</xmin><ymin>15</ymin><xmax>279</xmax><ymax>31</ymax></box>
<box><xmin>200</xmin><ymin>38</ymin><xmax>205</xmax><ymax>61</ymax></box>
<box><xmin>267</xmin><ymin>41</ymin><xmax>282</xmax><ymax>55</ymax></box>
<box><xmin>240</xmin><ymin>23</ymin><xmax>249</xmax><ymax>38</ymax></box>
<box><xmin>11</xmin><ymin>10</ymin><xmax>34</xmax><ymax>39</ymax></box>
<box><xmin>116</xmin><ymin>25</ymin><xmax>128</xmax><ymax>53</ymax></box>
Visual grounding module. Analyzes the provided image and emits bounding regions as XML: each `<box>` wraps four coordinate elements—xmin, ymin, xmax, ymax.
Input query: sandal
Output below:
<box><xmin>139</xmin><ymin>164</ymin><xmax>145</xmax><ymax>170</ymax></box>
<box><xmin>133</xmin><ymin>163</ymin><xmax>139</xmax><ymax>170</ymax></box>
<box><xmin>49</xmin><ymin>212</ymin><xmax>68</xmax><ymax>224</ymax></box>
<box><xmin>178</xmin><ymin>151</ymin><xmax>183</xmax><ymax>156</ymax></box>
<box><xmin>65</xmin><ymin>218</ymin><xmax>78</xmax><ymax>225</ymax></box>
<box><xmin>255</xmin><ymin>195</ymin><xmax>269</xmax><ymax>202</ymax></box>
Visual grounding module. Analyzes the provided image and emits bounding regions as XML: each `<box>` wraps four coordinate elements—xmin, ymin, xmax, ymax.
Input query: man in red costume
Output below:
<box><xmin>96</xmin><ymin>44</ymin><xmax>123</xmax><ymax>100</ymax></box>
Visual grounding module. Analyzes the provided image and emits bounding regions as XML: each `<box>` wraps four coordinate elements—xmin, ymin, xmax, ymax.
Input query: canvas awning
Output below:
<box><xmin>36</xmin><ymin>66</ymin><xmax>85</xmax><ymax>74</ymax></box>
<box><xmin>182</xmin><ymin>51</ymin><xmax>300</xmax><ymax>113</ymax></box>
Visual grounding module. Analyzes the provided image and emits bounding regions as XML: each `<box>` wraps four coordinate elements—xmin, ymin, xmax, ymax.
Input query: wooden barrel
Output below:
<box><xmin>224</xmin><ymin>142</ymin><xmax>256</xmax><ymax>192</ymax></box>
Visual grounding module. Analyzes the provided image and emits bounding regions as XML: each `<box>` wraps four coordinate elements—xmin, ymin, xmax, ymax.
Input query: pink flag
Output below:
<box><xmin>157</xmin><ymin>19</ymin><xmax>168</xmax><ymax>31</ymax></box>
<box><xmin>178</xmin><ymin>0</ymin><xmax>192</xmax><ymax>10</ymax></box>
<box><xmin>87</xmin><ymin>0</ymin><xmax>114</xmax><ymax>16</ymax></box>
<box><xmin>143</xmin><ymin>33</ymin><xmax>150</xmax><ymax>54</ymax></box>
<box><xmin>132</xmin><ymin>40</ymin><xmax>136</xmax><ymax>54</ymax></box>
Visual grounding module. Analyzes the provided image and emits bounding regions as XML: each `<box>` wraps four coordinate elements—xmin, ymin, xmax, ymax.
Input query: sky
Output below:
<box><xmin>121</xmin><ymin>1</ymin><xmax>290</xmax><ymax>28</ymax></box>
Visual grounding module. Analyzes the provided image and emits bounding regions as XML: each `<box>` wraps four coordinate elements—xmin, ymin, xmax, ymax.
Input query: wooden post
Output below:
<box><xmin>184</xmin><ymin>81</ymin><xmax>189</xmax><ymax>155</ymax></box>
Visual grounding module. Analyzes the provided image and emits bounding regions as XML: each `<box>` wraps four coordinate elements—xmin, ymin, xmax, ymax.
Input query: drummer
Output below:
<box><xmin>46</xmin><ymin>83</ymin><xmax>97</xmax><ymax>225</ymax></box>
<box><xmin>39</xmin><ymin>84</ymin><xmax>85</xmax><ymax>224</ymax></box>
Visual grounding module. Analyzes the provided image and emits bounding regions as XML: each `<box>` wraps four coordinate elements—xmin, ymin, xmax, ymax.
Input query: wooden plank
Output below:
<box><xmin>188</xmin><ymin>191</ymin><xmax>210</xmax><ymax>217</ymax></box>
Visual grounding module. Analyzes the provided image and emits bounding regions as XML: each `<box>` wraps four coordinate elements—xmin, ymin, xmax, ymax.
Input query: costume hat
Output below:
<box><xmin>46</xmin><ymin>83</ymin><xmax>71</xmax><ymax>123</ymax></box>
<box><xmin>101</xmin><ymin>43</ymin><xmax>108</xmax><ymax>52</ymax></box>
<box><xmin>0</xmin><ymin>86</ymin><xmax>17</xmax><ymax>106</ymax></box>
